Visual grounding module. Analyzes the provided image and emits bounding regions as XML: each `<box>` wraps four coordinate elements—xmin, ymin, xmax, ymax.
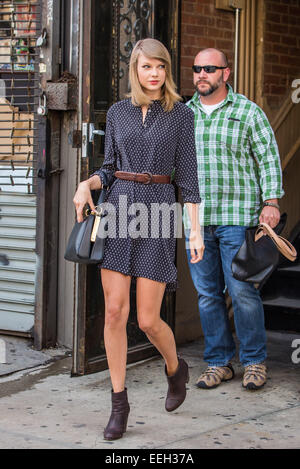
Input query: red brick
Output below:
<box><xmin>289</xmin><ymin>5</ymin><xmax>300</xmax><ymax>16</ymax></box>
<box><xmin>181</xmin><ymin>45</ymin><xmax>201</xmax><ymax>58</ymax></box>
<box><xmin>289</xmin><ymin>26</ymin><xmax>300</xmax><ymax>36</ymax></box>
<box><xmin>181</xmin><ymin>57</ymin><xmax>194</xmax><ymax>68</ymax></box>
<box><xmin>272</xmin><ymin>44</ymin><xmax>290</xmax><ymax>55</ymax></box>
<box><xmin>265</xmin><ymin>53</ymin><xmax>280</xmax><ymax>64</ymax></box>
<box><xmin>182</xmin><ymin>2</ymin><xmax>196</xmax><ymax>13</ymax></box>
<box><xmin>281</xmin><ymin>14</ymin><xmax>299</xmax><ymax>25</ymax></box>
<box><xmin>206</xmin><ymin>27</ymin><xmax>223</xmax><ymax>38</ymax></box>
<box><xmin>216</xmin><ymin>18</ymin><xmax>233</xmax><ymax>30</ymax></box>
<box><xmin>267</xmin><ymin>12</ymin><xmax>282</xmax><ymax>23</ymax></box>
<box><xmin>203</xmin><ymin>4</ymin><xmax>218</xmax><ymax>15</ymax></box>
<box><xmin>270</xmin><ymin>84</ymin><xmax>288</xmax><ymax>95</ymax></box>
<box><xmin>271</xmin><ymin>64</ymin><xmax>286</xmax><ymax>75</ymax></box>
<box><xmin>281</xmin><ymin>35</ymin><xmax>297</xmax><ymax>46</ymax></box>
<box><xmin>267</xmin><ymin>1</ymin><xmax>286</xmax><ymax>13</ymax></box>
<box><xmin>287</xmin><ymin>66</ymin><xmax>300</xmax><ymax>75</ymax></box>
<box><xmin>289</xmin><ymin>47</ymin><xmax>300</xmax><ymax>57</ymax></box>
<box><xmin>266</xmin><ymin>23</ymin><xmax>288</xmax><ymax>35</ymax></box>
<box><xmin>195</xmin><ymin>15</ymin><xmax>215</xmax><ymax>26</ymax></box>
<box><xmin>215</xmin><ymin>39</ymin><xmax>233</xmax><ymax>50</ymax></box>
<box><xmin>265</xmin><ymin>74</ymin><xmax>282</xmax><ymax>84</ymax></box>
<box><xmin>279</xmin><ymin>54</ymin><xmax>294</xmax><ymax>65</ymax></box>
<box><xmin>223</xmin><ymin>30</ymin><xmax>234</xmax><ymax>40</ymax></box>
<box><xmin>267</xmin><ymin>96</ymin><xmax>283</xmax><ymax>110</ymax></box>
<box><xmin>265</xmin><ymin>31</ymin><xmax>282</xmax><ymax>43</ymax></box>
<box><xmin>181</xmin><ymin>14</ymin><xmax>199</xmax><ymax>25</ymax></box>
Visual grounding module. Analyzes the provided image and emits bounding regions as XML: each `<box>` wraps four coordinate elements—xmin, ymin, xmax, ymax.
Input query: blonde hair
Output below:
<box><xmin>128</xmin><ymin>38</ymin><xmax>182</xmax><ymax>112</ymax></box>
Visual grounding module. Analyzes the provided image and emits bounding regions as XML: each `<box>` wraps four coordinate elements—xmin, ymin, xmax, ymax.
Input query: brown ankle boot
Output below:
<box><xmin>165</xmin><ymin>358</ymin><xmax>189</xmax><ymax>412</ymax></box>
<box><xmin>103</xmin><ymin>388</ymin><xmax>130</xmax><ymax>441</ymax></box>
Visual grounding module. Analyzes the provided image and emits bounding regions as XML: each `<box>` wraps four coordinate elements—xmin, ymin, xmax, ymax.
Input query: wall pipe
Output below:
<box><xmin>234</xmin><ymin>7</ymin><xmax>240</xmax><ymax>92</ymax></box>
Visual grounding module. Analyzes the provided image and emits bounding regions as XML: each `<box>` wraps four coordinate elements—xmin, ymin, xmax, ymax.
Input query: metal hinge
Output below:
<box><xmin>50</xmin><ymin>168</ymin><xmax>64</xmax><ymax>176</ymax></box>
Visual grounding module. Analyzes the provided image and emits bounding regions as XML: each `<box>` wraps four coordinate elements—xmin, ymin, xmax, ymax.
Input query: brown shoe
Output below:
<box><xmin>196</xmin><ymin>364</ymin><xmax>235</xmax><ymax>389</ymax></box>
<box><xmin>243</xmin><ymin>363</ymin><xmax>267</xmax><ymax>390</ymax></box>
<box><xmin>103</xmin><ymin>388</ymin><xmax>130</xmax><ymax>440</ymax></box>
<box><xmin>165</xmin><ymin>358</ymin><xmax>189</xmax><ymax>412</ymax></box>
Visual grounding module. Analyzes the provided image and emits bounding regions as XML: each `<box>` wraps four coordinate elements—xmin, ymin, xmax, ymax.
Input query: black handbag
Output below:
<box><xmin>64</xmin><ymin>181</ymin><xmax>109</xmax><ymax>264</ymax></box>
<box><xmin>231</xmin><ymin>213</ymin><xmax>296</xmax><ymax>285</ymax></box>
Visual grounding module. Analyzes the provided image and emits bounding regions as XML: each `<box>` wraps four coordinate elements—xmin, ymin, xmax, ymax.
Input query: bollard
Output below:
<box><xmin>0</xmin><ymin>339</ymin><xmax>7</xmax><ymax>364</ymax></box>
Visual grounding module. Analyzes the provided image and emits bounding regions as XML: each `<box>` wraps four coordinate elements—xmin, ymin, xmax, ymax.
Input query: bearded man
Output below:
<box><xmin>185</xmin><ymin>48</ymin><xmax>284</xmax><ymax>391</ymax></box>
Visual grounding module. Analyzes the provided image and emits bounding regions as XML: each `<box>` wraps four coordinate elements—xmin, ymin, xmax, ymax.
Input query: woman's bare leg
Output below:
<box><xmin>101</xmin><ymin>269</ymin><xmax>131</xmax><ymax>392</ymax></box>
<box><xmin>136</xmin><ymin>277</ymin><xmax>179</xmax><ymax>376</ymax></box>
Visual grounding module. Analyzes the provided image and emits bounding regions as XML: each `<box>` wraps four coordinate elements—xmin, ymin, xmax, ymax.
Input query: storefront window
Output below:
<box><xmin>0</xmin><ymin>0</ymin><xmax>37</xmax><ymax>72</ymax></box>
<box><xmin>0</xmin><ymin>0</ymin><xmax>40</xmax><ymax>192</ymax></box>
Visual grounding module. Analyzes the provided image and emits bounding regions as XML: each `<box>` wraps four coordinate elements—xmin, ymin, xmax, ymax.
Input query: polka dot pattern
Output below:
<box><xmin>92</xmin><ymin>98</ymin><xmax>201</xmax><ymax>290</ymax></box>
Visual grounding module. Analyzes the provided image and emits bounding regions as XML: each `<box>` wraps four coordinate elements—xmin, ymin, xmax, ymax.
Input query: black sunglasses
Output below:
<box><xmin>192</xmin><ymin>65</ymin><xmax>227</xmax><ymax>74</ymax></box>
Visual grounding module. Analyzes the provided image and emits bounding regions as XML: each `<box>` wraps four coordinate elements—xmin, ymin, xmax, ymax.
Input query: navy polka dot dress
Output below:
<box><xmin>92</xmin><ymin>98</ymin><xmax>201</xmax><ymax>291</ymax></box>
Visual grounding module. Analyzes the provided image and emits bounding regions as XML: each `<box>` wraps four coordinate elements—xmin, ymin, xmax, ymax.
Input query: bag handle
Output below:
<box><xmin>255</xmin><ymin>223</ymin><xmax>297</xmax><ymax>262</ymax></box>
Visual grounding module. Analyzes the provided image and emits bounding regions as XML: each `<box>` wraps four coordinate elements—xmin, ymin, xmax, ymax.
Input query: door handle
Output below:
<box><xmin>89</xmin><ymin>123</ymin><xmax>105</xmax><ymax>142</ymax></box>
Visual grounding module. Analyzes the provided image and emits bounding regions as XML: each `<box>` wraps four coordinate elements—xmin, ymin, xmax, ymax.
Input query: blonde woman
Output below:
<box><xmin>73</xmin><ymin>38</ymin><xmax>204</xmax><ymax>440</ymax></box>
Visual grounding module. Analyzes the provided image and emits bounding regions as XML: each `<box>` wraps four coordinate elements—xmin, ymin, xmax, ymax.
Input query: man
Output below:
<box><xmin>185</xmin><ymin>48</ymin><xmax>284</xmax><ymax>391</ymax></box>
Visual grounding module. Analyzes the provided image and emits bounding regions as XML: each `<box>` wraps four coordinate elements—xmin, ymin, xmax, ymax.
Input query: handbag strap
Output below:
<box><xmin>96</xmin><ymin>171</ymin><xmax>109</xmax><ymax>205</ymax></box>
<box><xmin>97</xmin><ymin>186</ymin><xmax>107</xmax><ymax>205</ymax></box>
<box><xmin>255</xmin><ymin>223</ymin><xmax>297</xmax><ymax>262</ymax></box>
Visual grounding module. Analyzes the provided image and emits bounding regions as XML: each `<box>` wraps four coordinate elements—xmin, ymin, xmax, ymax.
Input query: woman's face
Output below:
<box><xmin>137</xmin><ymin>53</ymin><xmax>166</xmax><ymax>98</ymax></box>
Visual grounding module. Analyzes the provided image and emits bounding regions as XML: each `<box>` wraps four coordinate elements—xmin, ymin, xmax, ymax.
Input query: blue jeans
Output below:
<box><xmin>186</xmin><ymin>226</ymin><xmax>267</xmax><ymax>367</ymax></box>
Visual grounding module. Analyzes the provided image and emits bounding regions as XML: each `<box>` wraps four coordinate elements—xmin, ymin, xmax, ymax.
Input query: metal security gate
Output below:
<box><xmin>0</xmin><ymin>0</ymin><xmax>41</xmax><ymax>336</ymax></box>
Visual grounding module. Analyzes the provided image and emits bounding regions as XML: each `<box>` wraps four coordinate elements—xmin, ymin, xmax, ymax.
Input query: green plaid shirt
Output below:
<box><xmin>183</xmin><ymin>84</ymin><xmax>284</xmax><ymax>228</ymax></box>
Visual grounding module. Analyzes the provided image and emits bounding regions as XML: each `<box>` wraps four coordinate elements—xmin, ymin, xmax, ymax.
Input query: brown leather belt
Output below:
<box><xmin>115</xmin><ymin>171</ymin><xmax>171</xmax><ymax>185</ymax></box>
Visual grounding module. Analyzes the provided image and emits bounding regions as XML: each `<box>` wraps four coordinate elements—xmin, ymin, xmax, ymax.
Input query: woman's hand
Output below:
<box><xmin>189</xmin><ymin>229</ymin><xmax>205</xmax><ymax>263</ymax></box>
<box><xmin>73</xmin><ymin>181</ymin><xmax>96</xmax><ymax>223</ymax></box>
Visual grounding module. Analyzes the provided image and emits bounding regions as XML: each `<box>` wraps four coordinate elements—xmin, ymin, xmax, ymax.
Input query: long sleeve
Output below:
<box><xmin>174</xmin><ymin>107</ymin><xmax>201</xmax><ymax>204</ymax></box>
<box><xmin>91</xmin><ymin>107</ymin><xmax>117</xmax><ymax>187</ymax></box>
<box><xmin>249</xmin><ymin>107</ymin><xmax>284</xmax><ymax>201</ymax></box>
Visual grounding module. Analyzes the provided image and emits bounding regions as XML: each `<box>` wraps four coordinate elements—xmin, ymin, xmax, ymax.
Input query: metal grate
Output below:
<box><xmin>0</xmin><ymin>0</ymin><xmax>41</xmax><ymax>194</ymax></box>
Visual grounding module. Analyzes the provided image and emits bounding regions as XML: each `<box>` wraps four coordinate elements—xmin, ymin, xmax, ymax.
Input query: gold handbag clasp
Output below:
<box><xmin>89</xmin><ymin>206</ymin><xmax>103</xmax><ymax>242</ymax></box>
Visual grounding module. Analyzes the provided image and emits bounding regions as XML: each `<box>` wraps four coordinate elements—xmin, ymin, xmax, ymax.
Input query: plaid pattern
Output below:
<box><xmin>183</xmin><ymin>85</ymin><xmax>284</xmax><ymax>228</ymax></box>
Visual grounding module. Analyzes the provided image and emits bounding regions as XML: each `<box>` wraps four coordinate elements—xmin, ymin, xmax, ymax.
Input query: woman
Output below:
<box><xmin>73</xmin><ymin>38</ymin><xmax>204</xmax><ymax>440</ymax></box>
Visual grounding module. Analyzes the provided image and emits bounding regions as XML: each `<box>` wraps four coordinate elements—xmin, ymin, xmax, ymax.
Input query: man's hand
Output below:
<box><xmin>259</xmin><ymin>205</ymin><xmax>280</xmax><ymax>228</ymax></box>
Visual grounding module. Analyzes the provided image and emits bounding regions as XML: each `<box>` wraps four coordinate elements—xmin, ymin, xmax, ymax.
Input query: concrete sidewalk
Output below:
<box><xmin>0</xmin><ymin>331</ymin><xmax>299</xmax><ymax>449</ymax></box>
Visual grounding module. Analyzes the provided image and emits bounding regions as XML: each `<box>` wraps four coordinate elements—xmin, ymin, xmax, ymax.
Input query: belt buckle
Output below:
<box><xmin>143</xmin><ymin>172</ymin><xmax>153</xmax><ymax>185</ymax></box>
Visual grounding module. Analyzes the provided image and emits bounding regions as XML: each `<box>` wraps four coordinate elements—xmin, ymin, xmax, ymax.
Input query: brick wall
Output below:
<box><xmin>264</xmin><ymin>0</ymin><xmax>300</xmax><ymax>111</ymax></box>
<box><xmin>180</xmin><ymin>0</ymin><xmax>235</xmax><ymax>98</ymax></box>
<box><xmin>180</xmin><ymin>0</ymin><xmax>300</xmax><ymax>112</ymax></box>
